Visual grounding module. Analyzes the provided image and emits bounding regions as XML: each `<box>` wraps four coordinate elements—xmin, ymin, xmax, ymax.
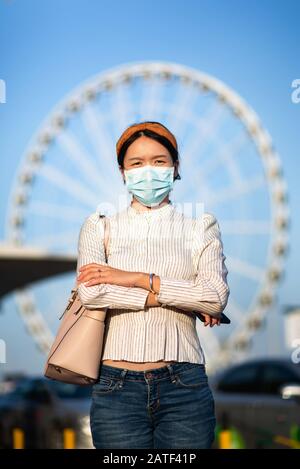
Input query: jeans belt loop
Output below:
<box><xmin>166</xmin><ymin>364</ymin><xmax>177</xmax><ymax>384</ymax></box>
<box><xmin>118</xmin><ymin>369</ymin><xmax>127</xmax><ymax>388</ymax></box>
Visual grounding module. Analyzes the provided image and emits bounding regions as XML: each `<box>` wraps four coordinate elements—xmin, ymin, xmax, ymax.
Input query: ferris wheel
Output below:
<box><xmin>6</xmin><ymin>61</ymin><xmax>289</xmax><ymax>372</ymax></box>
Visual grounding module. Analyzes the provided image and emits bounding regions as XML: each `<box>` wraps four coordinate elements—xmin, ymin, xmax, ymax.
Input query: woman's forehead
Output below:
<box><xmin>125</xmin><ymin>137</ymin><xmax>171</xmax><ymax>158</ymax></box>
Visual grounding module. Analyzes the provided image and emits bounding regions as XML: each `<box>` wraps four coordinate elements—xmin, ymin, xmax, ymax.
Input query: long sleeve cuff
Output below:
<box><xmin>78</xmin><ymin>283</ymin><xmax>149</xmax><ymax>310</ymax></box>
<box><xmin>157</xmin><ymin>275</ymin><xmax>229</xmax><ymax>317</ymax></box>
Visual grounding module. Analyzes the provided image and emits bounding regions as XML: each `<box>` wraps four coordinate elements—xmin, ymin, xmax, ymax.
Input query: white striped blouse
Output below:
<box><xmin>76</xmin><ymin>201</ymin><xmax>230</xmax><ymax>364</ymax></box>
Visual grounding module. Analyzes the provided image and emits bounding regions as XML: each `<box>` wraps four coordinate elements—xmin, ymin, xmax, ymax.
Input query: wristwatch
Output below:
<box><xmin>149</xmin><ymin>273</ymin><xmax>156</xmax><ymax>294</ymax></box>
<box><xmin>149</xmin><ymin>273</ymin><xmax>163</xmax><ymax>305</ymax></box>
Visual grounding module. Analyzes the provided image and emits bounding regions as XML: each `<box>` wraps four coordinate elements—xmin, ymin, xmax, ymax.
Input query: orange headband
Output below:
<box><xmin>116</xmin><ymin>122</ymin><xmax>178</xmax><ymax>157</ymax></box>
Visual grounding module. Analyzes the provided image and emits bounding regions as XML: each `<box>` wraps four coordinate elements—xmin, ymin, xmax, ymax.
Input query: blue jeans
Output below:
<box><xmin>90</xmin><ymin>361</ymin><xmax>216</xmax><ymax>449</ymax></box>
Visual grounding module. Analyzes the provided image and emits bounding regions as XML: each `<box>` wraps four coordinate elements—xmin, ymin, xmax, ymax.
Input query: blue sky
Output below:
<box><xmin>0</xmin><ymin>0</ymin><xmax>299</xmax><ymax>375</ymax></box>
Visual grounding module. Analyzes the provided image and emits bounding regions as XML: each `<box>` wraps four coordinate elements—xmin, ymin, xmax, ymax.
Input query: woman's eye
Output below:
<box><xmin>132</xmin><ymin>160</ymin><xmax>165</xmax><ymax>166</ymax></box>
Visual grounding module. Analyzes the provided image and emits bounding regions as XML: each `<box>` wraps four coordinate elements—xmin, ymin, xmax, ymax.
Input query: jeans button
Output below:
<box><xmin>145</xmin><ymin>372</ymin><xmax>152</xmax><ymax>379</ymax></box>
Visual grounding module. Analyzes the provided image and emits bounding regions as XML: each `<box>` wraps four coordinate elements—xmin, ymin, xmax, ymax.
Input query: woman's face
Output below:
<box><xmin>121</xmin><ymin>136</ymin><xmax>178</xmax><ymax>179</ymax></box>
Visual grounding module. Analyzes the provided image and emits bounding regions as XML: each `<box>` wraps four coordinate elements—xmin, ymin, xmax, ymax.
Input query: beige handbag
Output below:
<box><xmin>44</xmin><ymin>214</ymin><xmax>109</xmax><ymax>386</ymax></box>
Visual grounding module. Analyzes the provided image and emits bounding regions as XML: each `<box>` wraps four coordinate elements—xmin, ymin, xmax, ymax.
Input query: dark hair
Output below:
<box><xmin>117</xmin><ymin>122</ymin><xmax>181</xmax><ymax>182</ymax></box>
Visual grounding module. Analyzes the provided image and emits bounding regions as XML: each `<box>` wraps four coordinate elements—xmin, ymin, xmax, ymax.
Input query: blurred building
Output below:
<box><xmin>283</xmin><ymin>305</ymin><xmax>300</xmax><ymax>350</ymax></box>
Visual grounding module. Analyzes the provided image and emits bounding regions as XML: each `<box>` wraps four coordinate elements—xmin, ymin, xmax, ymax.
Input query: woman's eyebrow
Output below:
<box><xmin>127</xmin><ymin>154</ymin><xmax>169</xmax><ymax>162</ymax></box>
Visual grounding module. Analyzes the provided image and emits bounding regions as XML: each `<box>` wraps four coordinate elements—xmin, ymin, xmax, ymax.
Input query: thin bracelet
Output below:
<box><xmin>149</xmin><ymin>273</ymin><xmax>156</xmax><ymax>293</ymax></box>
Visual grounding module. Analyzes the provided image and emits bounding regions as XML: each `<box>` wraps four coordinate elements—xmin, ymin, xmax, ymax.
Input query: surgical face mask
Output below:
<box><xmin>124</xmin><ymin>164</ymin><xmax>175</xmax><ymax>207</ymax></box>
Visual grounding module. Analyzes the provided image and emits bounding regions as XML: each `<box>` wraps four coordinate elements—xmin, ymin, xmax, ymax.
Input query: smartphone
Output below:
<box><xmin>194</xmin><ymin>311</ymin><xmax>231</xmax><ymax>324</ymax></box>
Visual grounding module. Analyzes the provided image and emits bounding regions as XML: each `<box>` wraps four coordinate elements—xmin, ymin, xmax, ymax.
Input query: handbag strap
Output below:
<box><xmin>74</xmin><ymin>213</ymin><xmax>109</xmax><ymax>291</ymax></box>
<box><xmin>102</xmin><ymin>215</ymin><xmax>110</xmax><ymax>263</ymax></box>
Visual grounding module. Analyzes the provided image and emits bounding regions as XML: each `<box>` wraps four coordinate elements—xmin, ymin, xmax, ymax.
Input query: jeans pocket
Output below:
<box><xmin>92</xmin><ymin>376</ymin><xmax>121</xmax><ymax>395</ymax></box>
<box><xmin>173</xmin><ymin>368</ymin><xmax>209</xmax><ymax>389</ymax></box>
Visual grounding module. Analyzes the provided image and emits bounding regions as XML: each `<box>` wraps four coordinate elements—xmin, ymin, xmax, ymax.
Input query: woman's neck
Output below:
<box><xmin>130</xmin><ymin>196</ymin><xmax>170</xmax><ymax>212</ymax></box>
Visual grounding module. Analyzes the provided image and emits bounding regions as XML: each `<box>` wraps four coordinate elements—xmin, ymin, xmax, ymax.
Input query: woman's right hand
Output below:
<box><xmin>145</xmin><ymin>292</ymin><xmax>161</xmax><ymax>307</ymax></box>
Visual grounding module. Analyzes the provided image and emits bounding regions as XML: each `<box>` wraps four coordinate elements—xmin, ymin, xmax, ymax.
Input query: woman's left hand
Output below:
<box><xmin>77</xmin><ymin>263</ymin><xmax>139</xmax><ymax>288</ymax></box>
<box><xmin>200</xmin><ymin>313</ymin><xmax>221</xmax><ymax>327</ymax></box>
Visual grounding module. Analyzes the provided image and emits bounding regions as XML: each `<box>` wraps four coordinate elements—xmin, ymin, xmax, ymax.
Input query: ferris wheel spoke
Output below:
<box><xmin>223</xmin><ymin>154</ymin><xmax>246</xmax><ymax>196</ymax></box>
<box><xmin>15</xmin><ymin>290</ymin><xmax>54</xmax><ymax>351</ymax></box>
<box><xmin>224</xmin><ymin>297</ymin><xmax>245</xmax><ymax>323</ymax></box>
<box><xmin>197</xmin><ymin>325</ymin><xmax>220</xmax><ymax>358</ymax></box>
<box><xmin>138</xmin><ymin>75</ymin><xmax>164</xmax><ymax>119</ymax></box>
<box><xmin>174</xmin><ymin>153</ymin><xmax>215</xmax><ymax>203</ymax></box>
<box><xmin>209</xmin><ymin>133</ymin><xmax>249</xmax><ymax>181</ymax></box>
<box><xmin>39</xmin><ymin>163</ymin><xmax>98</xmax><ymax>207</ymax></box>
<box><xmin>175</xmin><ymin>167</ymin><xmax>215</xmax><ymax>206</ymax></box>
<box><xmin>178</xmin><ymin>126</ymin><xmax>248</xmax><ymax>204</ymax></box>
<box><xmin>224</xmin><ymin>314</ymin><xmax>255</xmax><ymax>351</ymax></box>
<box><xmin>140</xmin><ymin>76</ymin><xmax>164</xmax><ymax>120</ymax></box>
<box><xmin>221</xmin><ymin>219</ymin><xmax>271</xmax><ymax>235</ymax></box>
<box><xmin>110</xmin><ymin>81</ymin><xmax>136</xmax><ymax>135</ymax></box>
<box><xmin>57</xmin><ymin>131</ymin><xmax>105</xmax><ymax>185</ymax></box>
<box><xmin>226</xmin><ymin>255</ymin><xmax>265</xmax><ymax>282</ymax></box>
<box><xmin>209</xmin><ymin>174</ymin><xmax>265</xmax><ymax>207</ymax></box>
<box><xmin>182</xmin><ymin>101</ymin><xmax>225</xmax><ymax>164</ymax></box>
<box><xmin>81</xmin><ymin>105</ymin><xmax>123</xmax><ymax>184</ymax></box>
<box><xmin>174</xmin><ymin>103</ymin><xmax>225</xmax><ymax>202</ymax></box>
<box><xmin>175</xmin><ymin>163</ymin><xmax>213</xmax><ymax>204</ymax></box>
<box><xmin>166</xmin><ymin>82</ymin><xmax>199</xmax><ymax>136</ymax></box>
<box><xmin>201</xmin><ymin>133</ymin><xmax>248</xmax><ymax>179</ymax></box>
<box><xmin>27</xmin><ymin>201</ymin><xmax>88</xmax><ymax>223</ymax></box>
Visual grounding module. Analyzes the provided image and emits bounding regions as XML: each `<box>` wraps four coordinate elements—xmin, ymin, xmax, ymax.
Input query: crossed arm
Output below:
<box><xmin>76</xmin><ymin>212</ymin><xmax>230</xmax><ymax>326</ymax></box>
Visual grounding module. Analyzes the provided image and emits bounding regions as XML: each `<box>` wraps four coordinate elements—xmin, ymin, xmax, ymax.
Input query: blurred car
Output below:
<box><xmin>210</xmin><ymin>357</ymin><xmax>300</xmax><ymax>448</ymax></box>
<box><xmin>0</xmin><ymin>373</ymin><xmax>26</xmax><ymax>395</ymax></box>
<box><xmin>0</xmin><ymin>376</ymin><xmax>93</xmax><ymax>449</ymax></box>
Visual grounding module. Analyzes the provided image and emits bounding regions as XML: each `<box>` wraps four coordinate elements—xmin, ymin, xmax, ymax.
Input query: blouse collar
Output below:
<box><xmin>127</xmin><ymin>200</ymin><xmax>174</xmax><ymax>219</ymax></box>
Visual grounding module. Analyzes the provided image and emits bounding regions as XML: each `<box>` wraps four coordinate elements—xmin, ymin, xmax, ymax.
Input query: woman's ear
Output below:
<box><xmin>119</xmin><ymin>166</ymin><xmax>126</xmax><ymax>184</ymax></box>
<box><xmin>174</xmin><ymin>162</ymin><xmax>180</xmax><ymax>180</ymax></box>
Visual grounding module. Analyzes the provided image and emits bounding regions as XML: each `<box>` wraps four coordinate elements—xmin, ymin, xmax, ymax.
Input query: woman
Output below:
<box><xmin>76</xmin><ymin>121</ymin><xmax>230</xmax><ymax>449</ymax></box>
